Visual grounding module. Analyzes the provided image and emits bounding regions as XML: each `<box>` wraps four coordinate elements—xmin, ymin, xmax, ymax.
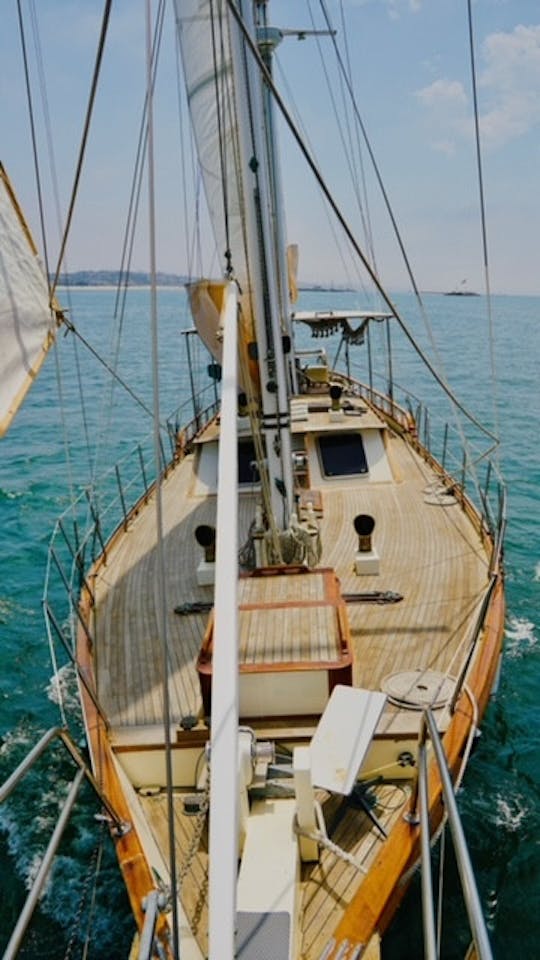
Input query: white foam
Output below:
<box><xmin>504</xmin><ymin>615</ymin><xmax>538</xmax><ymax>659</ymax></box>
<box><xmin>46</xmin><ymin>663</ymin><xmax>81</xmax><ymax>715</ymax></box>
<box><xmin>494</xmin><ymin>792</ymin><xmax>528</xmax><ymax>833</ymax></box>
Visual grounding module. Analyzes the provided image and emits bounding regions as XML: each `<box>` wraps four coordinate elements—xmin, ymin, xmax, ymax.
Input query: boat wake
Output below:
<box><xmin>494</xmin><ymin>791</ymin><xmax>530</xmax><ymax>833</ymax></box>
<box><xmin>45</xmin><ymin>663</ymin><xmax>83</xmax><ymax>717</ymax></box>
<box><xmin>0</xmin><ymin>709</ymin><xmax>133</xmax><ymax>955</ymax></box>
<box><xmin>0</xmin><ymin>487</ymin><xmax>23</xmax><ymax>501</ymax></box>
<box><xmin>504</xmin><ymin>615</ymin><xmax>538</xmax><ymax>659</ymax></box>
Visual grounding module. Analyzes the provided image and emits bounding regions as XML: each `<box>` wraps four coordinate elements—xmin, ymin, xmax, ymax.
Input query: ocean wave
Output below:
<box><xmin>504</xmin><ymin>615</ymin><xmax>538</xmax><ymax>659</ymax></box>
<box><xmin>0</xmin><ymin>487</ymin><xmax>24</xmax><ymax>501</ymax></box>
<box><xmin>0</xmin><ymin>718</ymin><xmax>133</xmax><ymax>953</ymax></box>
<box><xmin>0</xmin><ymin>596</ymin><xmax>36</xmax><ymax>624</ymax></box>
<box><xmin>0</xmin><ymin>598</ymin><xmax>14</xmax><ymax>625</ymax></box>
<box><xmin>46</xmin><ymin>663</ymin><xmax>84</xmax><ymax>720</ymax></box>
<box><xmin>494</xmin><ymin>792</ymin><xmax>529</xmax><ymax>833</ymax></box>
<box><xmin>534</xmin><ymin>561</ymin><xmax>540</xmax><ymax>582</ymax></box>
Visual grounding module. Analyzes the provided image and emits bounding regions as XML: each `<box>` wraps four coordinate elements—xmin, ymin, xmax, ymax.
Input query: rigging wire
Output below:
<box><xmin>272</xmin><ymin>54</ymin><xmax>368</xmax><ymax>297</ymax></box>
<box><xmin>144</xmin><ymin>3</ymin><xmax>180</xmax><ymax>957</ymax></box>
<box><xmin>210</xmin><ymin>0</ymin><xmax>233</xmax><ymax>273</ymax></box>
<box><xmin>317</xmin><ymin>0</ymin><xmax>501</xmax><ymax>484</ymax></box>
<box><xmin>338</xmin><ymin>0</ymin><xmax>378</xmax><ymax>278</ymax></box>
<box><xmin>320</xmin><ymin>0</ymin><xmax>498</xmax><ymax>471</ymax></box>
<box><xmin>173</xmin><ymin>10</ymin><xmax>197</xmax><ymax>280</ymax></box>
<box><xmin>226</xmin><ymin>0</ymin><xmax>498</xmax><ymax>449</ymax></box>
<box><xmin>60</xmin><ymin>318</ymin><xmax>157</xmax><ymax>421</ymax></box>
<box><xmin>49</xmin><ymin>0</ymin><xmax>113</xmax><ymax>300</ymax></box>
<box><xmin>15</xmin><ymin>0</ymin><xmax>51</xmax><ymax>285</ymax></box>
<box><xmin>467</xmin><ymin>0</ymin><xmax>500</xmax><ymax>461</ymax></box>
<box><xmin>92</xmin><ymin>0</ymin><xmax>167</xmax><ymax>492</ymax></box>
<box><xmin>17</xmin><ymin>2</ymin><xmax>93</xmax><ymax>497</ymax></box>
<box><xmin>317</xmin><ymin>0</ymin><xmax>422</xmax><ymax>306</ymax></box>
<box><xmin>306</xmin><ymin>0</ymin><xmax>376</xmax><ymax>280</ymax></box>
<box><xmin>113</xmin><ymin>0</ymin><xmax>167</xmax><ymax>322</ymax></box>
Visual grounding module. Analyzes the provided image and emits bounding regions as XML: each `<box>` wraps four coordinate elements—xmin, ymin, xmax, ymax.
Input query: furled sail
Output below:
<box><xmin>175</xmin><ymin>0</ymin><xmax>249</xmax><ymax>290</ymax></box>
<box><xmin>176</xmin><ymin>0</ymin><xmax>267</xmax><ymax>394</ymax></box>
<box><xmin>0</xmin><ymin>164</ymin><xmax>59</xmax><ymax>437</ymax></box>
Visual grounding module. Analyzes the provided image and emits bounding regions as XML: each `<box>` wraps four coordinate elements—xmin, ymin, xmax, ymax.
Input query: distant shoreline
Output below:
<box><xmin>54</xmin><ymin>274</ymin><xmax>537</xmax><ymax>297</ymax></box>
<box><xmin>54</xmin><ymin>271</ymin><xmax>355</xmax><ymax>294</ymax></box>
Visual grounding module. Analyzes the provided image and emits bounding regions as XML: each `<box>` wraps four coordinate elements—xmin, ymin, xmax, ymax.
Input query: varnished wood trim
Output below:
<box><xmin>327</xmin><ymin>576</ymin><xmax>505</xmax><ymax>957</ymax></box>
<box><xmin>77</xmin><ymin>589</ymin><xmax>173</xmax><ymax>956</ymax></box>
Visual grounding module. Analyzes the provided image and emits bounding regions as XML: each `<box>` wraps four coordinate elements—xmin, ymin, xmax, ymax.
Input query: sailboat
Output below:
<box><xmin>1</xmin><ymin>2</ymin><xmax>505</xmax><ymax>958</ymax></box>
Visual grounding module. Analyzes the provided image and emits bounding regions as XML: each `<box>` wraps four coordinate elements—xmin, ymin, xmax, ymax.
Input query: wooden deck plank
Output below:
<box><xmin>136</xmin><ymin>781</ymin><xmax>404</xmax><ymax>960</ymax></box>
<box><xmin>86</xmin><ymin>411</ymin><xmax>498</xmax><ymax>959</ymax></box>
<box><xmin>91</xmin><ymin>424</ymin><xmax>489</xmax><ymax>736</ymax></box>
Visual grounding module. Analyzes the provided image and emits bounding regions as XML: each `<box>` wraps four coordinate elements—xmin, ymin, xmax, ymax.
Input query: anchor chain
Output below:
<box><xmin>179</xmin><ymin>768</ymin><xmax>210</xmax><ymax>883</ymax></box>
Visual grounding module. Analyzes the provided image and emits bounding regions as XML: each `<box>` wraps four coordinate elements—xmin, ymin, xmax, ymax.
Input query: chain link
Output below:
<box><xmin>179</xmin><ymin>769</ymin><xmax>210</xmax><ymax>883</ymax></box>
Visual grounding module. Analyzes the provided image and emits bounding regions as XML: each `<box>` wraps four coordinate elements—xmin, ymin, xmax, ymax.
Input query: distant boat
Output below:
<box><xmin>444</xmin><ymin>279</ymin><xmax>480</xmax><ymax>296</ymax></box>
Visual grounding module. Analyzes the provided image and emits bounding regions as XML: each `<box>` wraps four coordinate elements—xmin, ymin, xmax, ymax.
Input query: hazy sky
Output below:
<box><xmin>1</xmin><ymin>0</ymin><xmax>539</xmax><ymax>295</ymax></box>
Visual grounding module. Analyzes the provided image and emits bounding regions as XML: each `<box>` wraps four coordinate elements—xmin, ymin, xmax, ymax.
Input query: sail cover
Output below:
<box><xmin>0</xmin><ymin>165</ymin><xmax>57</xmax><ymax>437</ymax></box>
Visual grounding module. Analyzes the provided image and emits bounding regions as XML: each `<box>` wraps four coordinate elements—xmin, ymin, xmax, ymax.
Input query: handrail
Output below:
<box><xmin>0</xmin><ymin>726</ymin><xmax>128</xmax><ymax>831</ymax></box>
<box><xmin>3</xmin><ymin>768</ymin><xmax>86</xmax><ymax>960</ymax></box>
<box><xmin>43</xmin><ymin>391</ymin><xmax>220</xmax><ymax>727</ymax></box>
<box><xmin>351</xmin><ymin>373</ymin><xmax>506</xmax><ymax>564</ymax></box>
<box><xmin>418</xmin><ymin>726</ymin><xmax>438</xmax><ymax>960</ymax></box>
<box><xmin>0</xmin><ymin>726</ymin><xmax>130</xmax><ymax>958</ymax></box>
<box><xmin>138</xmin><ymin>890</ymin><xmax>164</xmax><ymax>960</ymax></box>
<box><xmin>416</xmin><ymin>709</ymin><xmax>494</xmax><ymax>960</ymax></box>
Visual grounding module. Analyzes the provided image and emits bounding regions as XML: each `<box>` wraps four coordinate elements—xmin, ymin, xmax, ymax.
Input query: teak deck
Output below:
<box><xmin>92</xmin><ymin>424</ymin><xmax>488</xmax><ymax>734</ymax></box>
<box><xmin>84</xmin><ymin>403</ymin><xmax>496</xmax><ymax>959</ymax></box>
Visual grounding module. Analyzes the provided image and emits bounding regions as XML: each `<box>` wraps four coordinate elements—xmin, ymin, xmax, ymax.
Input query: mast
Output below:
<box><xmin>228</xmin><ymin>0</ymin><xmax>294</xmax><ymax>530</ymax></box>
<box><xmin>176</xmin><ymin>0</ymin><xmax>295</xmax><ymax>533</ymax></box>
<box><xmin>255</xmin><ymin>2</ymin><xmax>298</xmax><ymax>395</ymax></box>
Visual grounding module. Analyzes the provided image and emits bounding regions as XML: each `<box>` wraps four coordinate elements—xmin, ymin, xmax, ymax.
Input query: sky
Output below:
<box><xmin>1</xmin><ymin>0</ymin><xmax>539</xmax><ymax>295</ymax></box>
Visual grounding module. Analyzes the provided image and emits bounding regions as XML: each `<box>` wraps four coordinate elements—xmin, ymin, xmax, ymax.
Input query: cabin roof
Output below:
<box><xmin>193</xmin><ymin>399</ymin><xmax>386</xmax><ymax>445</ymax></box>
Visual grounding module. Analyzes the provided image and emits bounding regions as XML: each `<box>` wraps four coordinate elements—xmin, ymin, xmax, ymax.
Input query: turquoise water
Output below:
<box><xmin>0</xmin><ymin>288</ymin><xmax>538</xmax><ymax>957</ymax></box>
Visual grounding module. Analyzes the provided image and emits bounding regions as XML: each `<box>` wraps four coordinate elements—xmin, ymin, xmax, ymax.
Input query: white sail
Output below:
<box><xmin>174</xmin><ymin>0</ymin><xmax>249</xmax><ymax>289</ymax></box>
<box><xmin>0</xmin><ymin>165</ymin><xmax>58</xmax><ymax>437</ymax></box>
<box><xmin>176</xmin><ymin>0</ymin><xmax>295</xmax><ymax>522</ymax></box>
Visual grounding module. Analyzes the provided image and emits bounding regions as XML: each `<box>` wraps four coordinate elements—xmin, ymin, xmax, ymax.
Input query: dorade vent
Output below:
<box><xmin>329</xmin><ymin>383</ymin><xmax>344</xmax><ymax>421</ymax></box>
<box><xmin>195</xmin><ymin>524</ymin><xmax>216</xmax><ymax>561</ymax></box>
<box><xmin>353</xmin><ymin>513</ymin><xmax>380</xmax><ymax>576</ymax></box>
<box><xmin>195</xmin><ymin>524</ymin><xmax>216</xmax><ymax>586</ymax></box>
<box><xmin>354</xmin><ymin>514</ymin><xmax>375</xmax><ymax>553</ymax></box>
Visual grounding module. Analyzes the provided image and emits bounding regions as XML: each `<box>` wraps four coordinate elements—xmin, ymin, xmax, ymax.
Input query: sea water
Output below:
<box><xmin>0</xmin><ymin>288</ymin><xmax>538</xmax><ymax>958</ymax></box>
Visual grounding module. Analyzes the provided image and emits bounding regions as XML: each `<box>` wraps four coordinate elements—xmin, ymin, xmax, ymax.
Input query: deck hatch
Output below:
<box><xmin>318</xmin><ymin>432</ymin><xmax>368</xmax><ymax>477</ymax></box>
<box><xmin>197</xmin><ymin>568</ymin><xmax>353</xmax><ymax>718</ymax></box>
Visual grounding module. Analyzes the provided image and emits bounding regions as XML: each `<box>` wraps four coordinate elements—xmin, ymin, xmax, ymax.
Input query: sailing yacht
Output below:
<box><xmin>0</xmin><ymin>2</ymin><xmax>505</xmax><ymax>958</ymax></box>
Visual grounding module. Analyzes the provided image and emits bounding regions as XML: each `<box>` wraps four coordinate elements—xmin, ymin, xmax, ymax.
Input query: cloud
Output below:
<box><xmin>479</xmin><ymin>23</ymin><xmax>540</xmax><ymax>147</ymax></box>
<box><xmin>416</xmin><ymin>78</ymin><xmax>467</xmax><ymax>107</ymax></box>
<box><xmin>415</xmin><ymin>23</ymin><xmax>540</xmax><ymax>151</ymax></box>
<box><xmin>348</xmin><ymin>0</ymin><xmax>422</xmax><ymax>16</ymax></box>
<box><xmin>414</xmin><ymin>79</ymin><xmax>469</xmax><ymax>152</ymax></box>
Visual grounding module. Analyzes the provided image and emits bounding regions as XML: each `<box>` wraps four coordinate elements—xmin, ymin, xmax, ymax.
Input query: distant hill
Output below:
<box><xmin>54</xmin><ymin>270</ymin><xmax>188</xmax><ymax>287</ymax></box>
<box><xmin>54</xmin><ymin>270</ymin><xmax>354</xmax><ymax>292</ymax></box>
